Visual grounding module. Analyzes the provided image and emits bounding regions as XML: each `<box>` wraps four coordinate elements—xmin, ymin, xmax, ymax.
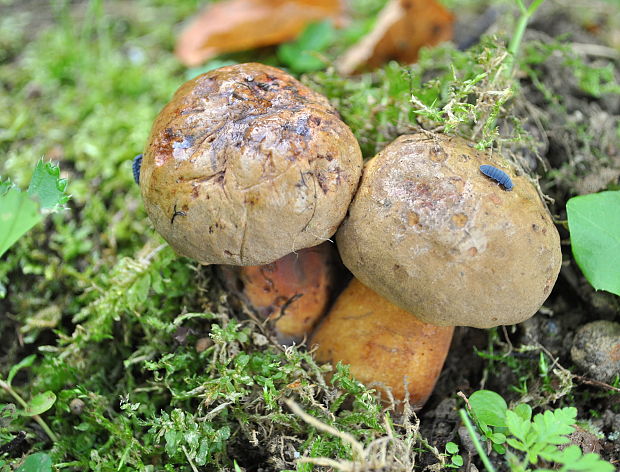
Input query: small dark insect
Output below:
<box><xmin>170</xmin><ymin>204</ymin><xmax>187</xmax><ymax>225</ymax></box>
<box><xmin>479</xmin><ymin>164</ymin><xmax>513</xmax><ymax>190</ymax></box>
<box><xmin>132</xmin><ymin>153</ymin><xmax>143</xmax><ymax>185</ymax></box>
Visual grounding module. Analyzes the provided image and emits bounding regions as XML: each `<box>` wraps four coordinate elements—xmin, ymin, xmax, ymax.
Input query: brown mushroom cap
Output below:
<box><xmin>310</xmin><ymin>278</ymin><xmax>454</xmax><ymax>407</ymax></box>
<box><xmin>141</xmin><ymin>63</ymin><xmax>363</xmax><ymax>266</ymax></box>
<box><xmin>336</xmin><ymin>133</ymin><xmax>562</xmax><ymax>328</ymax></box>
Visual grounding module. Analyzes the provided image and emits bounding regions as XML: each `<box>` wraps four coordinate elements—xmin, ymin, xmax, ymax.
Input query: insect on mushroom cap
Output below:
<box><xmin>479</xmin><ymin>164</ymin><xmax>513</xmax><ymax>191</ymax></box>
<box><xmin>336</xmin><ymin>133</ymin><xmax>561</xmax><ymax>328</ymax></box>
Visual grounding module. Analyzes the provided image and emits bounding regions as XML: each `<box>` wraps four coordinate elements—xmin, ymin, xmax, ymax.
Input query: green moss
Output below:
<box><xmin>2</xmin><ymin>0</ymin><xmax>618</xmax><ymax>470</ymax></box>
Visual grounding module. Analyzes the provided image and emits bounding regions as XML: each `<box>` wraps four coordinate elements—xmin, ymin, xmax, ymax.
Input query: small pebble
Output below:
<box><xmin>251</xmin><ymin>332</ymin><xmax>269</xmax><ymax>347</ymax></box>
<box><xmin>571</xmin><ymin>320</ymin><xmax>620</xmax><ymax>382</ymax></box>
<box><xmin>195</xmin><ymin>337</ymin><xmax>214</xmax><ymax>353</ymax></box>
<box><xmin>457</xmin><ymin>426</ymin><xmax>478</xmax><ymax>455</ymax></box>
<box><xmin>69</xmin><ymin>398</ymin><xmax>85</xmax><ymax>415</ymax></box>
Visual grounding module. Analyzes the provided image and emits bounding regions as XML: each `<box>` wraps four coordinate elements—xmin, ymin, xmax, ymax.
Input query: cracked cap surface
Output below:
<box><xmin>140</xmin><ymin>63</ymin><xmax>363</xmax><ymax>265</ymax></box>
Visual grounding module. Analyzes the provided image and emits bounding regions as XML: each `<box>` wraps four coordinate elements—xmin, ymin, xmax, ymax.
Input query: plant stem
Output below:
<box><xmin>0</xmin><ymin>379</ymin><xmax>59</xmax><ymax>443</ymax></box>
<box><xmin>506</xmin><ymin>0</ymin><xmax>546</xmax><ymax>74</ymax></box>
<box><xmin>459</xmin><ymin>409</ymin><xmax>496</xmax><ymax>472</ymax></box>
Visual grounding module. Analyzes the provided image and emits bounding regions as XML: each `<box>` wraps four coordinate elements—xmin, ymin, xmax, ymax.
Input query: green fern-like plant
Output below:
<box><xmin>462</xmin><ymin>390</ymin><xmax>614</xmax><ymax>472</ymax></box>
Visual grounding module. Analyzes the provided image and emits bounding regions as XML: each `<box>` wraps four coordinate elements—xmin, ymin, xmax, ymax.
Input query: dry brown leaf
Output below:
<box><xmin>175</xmin><ymin>0</ymin><xmax>344</xmax><ymax>67</ymax></box>
<box><xmin>338</xmin><ymin>0</ymin><xmax>454</xmax><ymax>74</ymax></box>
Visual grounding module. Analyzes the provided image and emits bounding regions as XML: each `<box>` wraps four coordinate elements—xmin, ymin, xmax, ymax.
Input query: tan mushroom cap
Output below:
<box><xmin>310</xmin><ymin>278</ymin><xmax>454</xmax><ymax>408</ymax></box>
<box><xmin>336</xmin><ymin>133</ymin><xmax>562</xmax><ymax>328</ymax></box>
<box><xmin>141</xmin><ymin>63</ymin><xmax>363</xmax><ymax>266</ymax></box>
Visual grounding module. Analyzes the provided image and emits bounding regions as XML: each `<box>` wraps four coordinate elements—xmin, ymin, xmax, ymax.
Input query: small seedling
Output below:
<box><xmin>444</xmin><ymin>441</ymin><xmax>464</xmax><ymax>468</ymax></box>
<box><xmin>461</xmin><ymin>389</ymin><xmax>615</xmax><ymax>472</ymax></box>
<box><xmin>0</xmin><ymin>355</ymin><xmax>58</xmax><ymax>443</ymax></box>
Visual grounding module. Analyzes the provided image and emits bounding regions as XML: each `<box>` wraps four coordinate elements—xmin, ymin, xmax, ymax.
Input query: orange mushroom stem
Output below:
<box><xmin>219</xmin><ymin>242</ymin><xmax>343</xmax><ymax>344</ymax></box>
<box><xmin>310</xmin><ymin>278</ymin><xmax>454</xmax><ymax>408</ymax></box>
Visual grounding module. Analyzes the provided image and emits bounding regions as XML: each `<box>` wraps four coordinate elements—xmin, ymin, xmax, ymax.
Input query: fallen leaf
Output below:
<box><xmin>338</xmin><ymin>0</ymin><xmax>454</xmax><ymax>74</ymax></box>
<box><xmin>175</xmin><ymin>0</ymin><xmax>344</xmax><ymax>67</ymax></box>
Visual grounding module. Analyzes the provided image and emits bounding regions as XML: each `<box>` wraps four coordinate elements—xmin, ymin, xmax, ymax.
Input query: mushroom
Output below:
<box><xmin>310</xmin><ymin>277</ymin><xmax>454</xmax><ymax>407</ymax></box>
<box><xmin>336</xmin><ymin>133</ymin><xmax>562</xmax><ymax>328</ymax></box>
<box><xmin>309</xmin><ymin>133</ymin><xmax>560</xmax><ymax>408</ymax></box>
<box><xmin>139</xmin><ymin>63</ymin><xmax>363</xmax><ymax>266</ymax></box>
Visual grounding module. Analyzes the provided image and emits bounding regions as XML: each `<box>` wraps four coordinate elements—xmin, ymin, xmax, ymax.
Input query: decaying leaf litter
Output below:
<box><xmin>0</xmin><ymin>0</ymin><xmax>619</xmax><ymax>471</ymax></box>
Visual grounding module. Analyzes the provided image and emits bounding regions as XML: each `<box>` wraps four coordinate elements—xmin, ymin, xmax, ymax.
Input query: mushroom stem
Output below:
<box><xmin>310</xmin><ymin>278</ymin><xmax>454</xmax><ymax>408</ymax></box>
<box><xmin>218</xmin><ymin>242</ymin><xmax>345</xmax><ymax>344</ymax></box>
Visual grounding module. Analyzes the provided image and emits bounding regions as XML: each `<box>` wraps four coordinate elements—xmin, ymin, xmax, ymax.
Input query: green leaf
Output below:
<box><xmin>0</xmin><ymin>184</ymin><xmax>42</xmax><ymax>258</ymax></box>
<box><xmin>506</xmin><ymin>437</ymin><xmax>527</xmax><ymax>451</ymax></box>
<box><xmin>513</xmin><ymin>403</ymin><xmax>532</xmax><ymax>422</ymax></box>
<box><xmin>567</xmin><ymin>191</ymin><xmax>620</xmax><ymax>295</ymax></box>
<box><xmin>568</xmin><ymin>452</ymin><xmax>616</xmax><ymax>472</ymax></box>
<box><xmin>0</xmin><ymin>161</ymin><xmax>69</xmax><ymax>259</ymax></box>
<box><xmin>22</xmin><ymin>391</ymin><xmax>57</xmax><ymax>416</ymax></box>
<box><xmin>531</xmin><ymin>408</ymin><xmax>576</xmax><ymax>445</ymax></box>
<box><xmin>451</xmin><ymin>454</ymin><xmax>464</xmax><ymax>467</ymax></box>
<box><xmin>6</xmin><ymin>354</ymin><xmax>37</xmax><ymax>386</ymax></box>
<box><xmin>445</xmin><ymin>441</ymin><xmax>459</xmax><ymax>454</ymax></box>
<box><xmin>469</xmin><ymin>390</ymin><xmax>508</xmax><ymax>427</ymax></box>
<box><xmin>506</xmin><ymin>409</ymin><xmax>530</xmax><ymax>441</ymax></box>
<box><xmin>277</xmin><ymin>20</ymin><xmax>334</xmax><ymax>73</ymax></box>
<box><xmin>492</xmin><ymin>443</ymin><xmax>506</xmax><ymax>454</ymax></box>
<box><xmin>16</xmin><ymin>452</ymin><xmax>52</xmax><ymax>472</ymax></box>
<box><xmin>27</xmin><ymin>160</ymin><xmax>69</xmax><ymax>210</ymax></box>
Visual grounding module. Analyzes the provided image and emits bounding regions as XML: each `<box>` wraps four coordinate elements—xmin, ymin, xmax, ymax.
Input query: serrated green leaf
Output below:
<box><xmin>469</xmin><ymin>390</ymin><xmax>508</xmax><ymax>427</ymax></box>
<box><xmin>27</xmin><ymin>160</ymin><xmax>69</xmax><ymax>210</ymax></box>
<box><xmin>0</xmin><ymin>186</ymin><xmax>42</xmax><ymax>258</ymax></box>
<box><xmin>0</xmin><ymin>161</ymin><xmax>69</xmax><ymax>258</ymax></box>
<box><xmin>16</xmin><ymin>452</ymin><xmax>52</xmax><ymax>472</ymax></box>
<box><xmin>513</xmin><ymin>403</ymin><xmax>532</xmax><ymax>422</ymax></box>
<box><xmin>22</xmin><ymin>391</ymin><xmax>56</xmax><ymax>416</ymax></box>
<box><xmin>506</xmin><ymin>437</ymin><xmax>527</xmax><ymax>451</ymax></box>
<box><xmin>532</xmin><ymin>408</ymin><xmax>576</xmax><ymax>445</ymax></box>
<box><xmin>506</xmin><ymin>409</ymin><xmax>530</xmax><ymax>440</ymax></box>
<box><xmin>567</xmin><ymin>191</ymin><xmax>620</xmax><ymax>296</ymax></box>
<box><xmin>6</xmin><ymin>354</ymin><xmax>37</xmax><ymax>386</ymax></box>
<box><xmin>568</xmin><ymin>452</ymin><xmax>616</xmax><ymax>472</ymax></box>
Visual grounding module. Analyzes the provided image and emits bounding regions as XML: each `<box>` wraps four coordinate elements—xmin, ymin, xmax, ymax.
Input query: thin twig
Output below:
<box><xmin>573</xmin><ymin>375</ymin><xmax>620</xmax><ymax>393</ymax></box>
<box><xmin>182</xmin><ymin>445</ymin><xmax>199</xmax><ymax>472</ymax></box>
<box><xmin>284</xmin><ymin>398</ymin><xmax>365</xmax><ymax>460</ymax></box>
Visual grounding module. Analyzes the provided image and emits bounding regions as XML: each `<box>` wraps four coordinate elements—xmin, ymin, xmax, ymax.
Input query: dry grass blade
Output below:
<box><xmin>284</xmin><ymin>398</ymin><xmax>419</xmax><ymax>471</ymax></box>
